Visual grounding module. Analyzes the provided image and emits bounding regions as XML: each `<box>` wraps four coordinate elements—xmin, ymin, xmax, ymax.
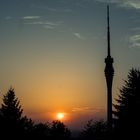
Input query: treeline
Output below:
<box><xmin>0</xmin><ymin>88</ymin><xmax>71</xmax><ymax>139</ymax></box>
<box><xmin>0</xmin><ymin>68</ymin><xmax>140</xmax><ymax>140</ymax></box>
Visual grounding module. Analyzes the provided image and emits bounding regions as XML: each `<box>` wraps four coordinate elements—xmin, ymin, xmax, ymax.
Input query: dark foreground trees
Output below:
<box><xmin>113</xmin><ymin>68</ymin><xmax>140</xmax><ymax>139</ymax></box>
<box><xmin>80</xmin><ymin>120</ymin><xmax>107</xmax><ymax>140</ymax></box>
<box><xmin>50</xmin><ymin>120</ymin><xmax>71</xmax><ymax>139</ymax></box>
<box><xmin>0</xmin><ymin>88</ymin><xmax>71</xmax><ymax>139</ymax></box>
<box><xmin>32</xmin><ymin>121</ymin><xmax>71</xmax><ymax>140</ymax></box>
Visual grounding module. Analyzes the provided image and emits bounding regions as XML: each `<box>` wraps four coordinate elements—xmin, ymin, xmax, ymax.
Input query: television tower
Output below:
<box><xmin>104</xmin><ymin>5</ymin><xmax>114</xmax><ymax>129</ymax></box>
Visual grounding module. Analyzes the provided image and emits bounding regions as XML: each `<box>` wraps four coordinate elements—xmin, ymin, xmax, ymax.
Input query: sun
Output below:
<box><xmin>56</xmin><ymin>112</ymin><xmax>65</xmax><ymax>120</ymax></box>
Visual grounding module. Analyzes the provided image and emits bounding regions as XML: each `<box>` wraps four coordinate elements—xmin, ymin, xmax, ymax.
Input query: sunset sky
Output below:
<box><xmin>0</xmin><ymin>0</ymin><xmax>140</xmax><ymax>130</ymax></box>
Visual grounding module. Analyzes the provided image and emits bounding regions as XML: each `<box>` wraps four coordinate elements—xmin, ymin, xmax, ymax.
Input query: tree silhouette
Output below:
<box><xmin>33</xmin><ymin>122</ymin><xmax>50</xmax><ymax>139</ymax></box>
<box><xmin>0</xmin><ymin>88</ymin><xmax>34</xmax><ymax>139</ymax></box>
<box><xmin>50</xmin><ymin>120</ymin><xmax>71</xmax><ymax>140</ymax></box>
<box><xmin>81</xmin><ymin>119</ymin><xmax>107</xmax><ymax>140</ymax></box>
<box><xmin>20</xmin><ymin>116</ymin><xmax>34</xmax><ymax>138</ymax></box>
<box><xmin>113</xmin><ymin>68</ymin><xmax>140</xmax><ymax>139</ymax></box>
<box><xmin>1</xmin><ymin>88</ymin><xmax>23</xmax><ymax>119</ymax></box>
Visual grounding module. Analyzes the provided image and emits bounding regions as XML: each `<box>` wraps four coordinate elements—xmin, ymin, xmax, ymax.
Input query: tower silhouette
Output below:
<box><xmin>104</xmin><ymin>5</ymin><xmax>114</xmax><ymax>129</ymax></box>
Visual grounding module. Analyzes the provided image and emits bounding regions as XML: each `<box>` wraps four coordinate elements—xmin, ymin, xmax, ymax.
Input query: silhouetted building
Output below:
<box><xmin>104</xmin><ymin>5</ymin><xmax>114</xmax><ymax>129</ymax></box>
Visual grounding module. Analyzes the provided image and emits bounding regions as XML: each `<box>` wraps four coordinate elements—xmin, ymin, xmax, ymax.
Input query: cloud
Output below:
<box><xmin>44</xmin><ymin>25</ymin><xmax>56</xmax><ymax>29</ymax></box>
<box><xmin>24</xmin><ymin>20</ymin><xmax>62</xmax><ymax>29</ymax></box>
<box><xmin>25</xmin><ymin>21</ymin><xmax>61</xmax><ymax>26</ymax></box>
<box><xmin>129</xmin><ymin>34</ymin><xmax>140</xmax><ymax>48</ymax></box>
<box><xmin>44</xmin><ymin>6</ymin><xmax>57</xmax><ymax>12</ymax></box>
<box><xmin>31</xmin><ymin>4</ymin><xmax>72</xmax><ymax>13</ymax></box>
<box><xmin>123</xmin><ymin>0</ymin><xmax>140</xmax><ymax>9</ymax></box>
<box><xmin>22</xmin><ymin>16</ymin><xmax>40</xmax><ymax>20</ymax></box>
<box><xmin>73</xmin><ymin>32</ymin><xmax>85</xmax><ymax>40</ymax></box>
<box><xmin>96</xmin><ymin>0</ymin><xmax>140</xmax><ymax>9</ymax></box>
<box><xmin>72</xmin><ymin>107</ymin><xmax>103</xmax><ymax>113</ymax></box>
<box><xmin>4</xmin><ymin>16</ymin><xmax>40</xmax><ymax>21</ymax></box>
<box><xmin>5</xmin><ymin>16</ymin><xmax>12</xmax><ymax>20</ymax></box>
<box><xmin>31</xmin><ymin>4</ymin><xmax>57</xmax><ymax>12</ymax></box>
<box><xmin>95</xmin><ymin>0</ymin><xmax>121</xmax><ymax>4</ymax></box>
<box><xmin>131</xmin><ymin>27</ymin><xmax>140</xmax><ymax>31</ymax></box>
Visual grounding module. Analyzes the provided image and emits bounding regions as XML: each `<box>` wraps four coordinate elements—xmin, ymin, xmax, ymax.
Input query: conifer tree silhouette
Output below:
<box><xmin>0</xmin><ymin>88</ymin><xmax>33</xmax><ymax>139</ymax></box>
<box><xmin>2</xmin><ymin>88</ymin><xmax>23</xmax><ymax>119</ymax></box>
<box><xmin>113</xmin><ymin>68</ymin><xmax>140</xmax><ymax>139</ymax></box>
<box><xmin>0</xmin><ymin>88</ymin><xmax>23</xmax><ymax>138</ymax></box>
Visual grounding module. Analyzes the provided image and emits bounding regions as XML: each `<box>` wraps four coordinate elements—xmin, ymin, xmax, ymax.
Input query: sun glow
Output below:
<box><xmin>56</xmin><ymin>112</ymin><xmax>65</xmax><ymax>120</ymax></box>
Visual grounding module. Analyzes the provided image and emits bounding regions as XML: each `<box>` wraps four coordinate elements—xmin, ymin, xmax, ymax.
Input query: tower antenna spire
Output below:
<box><xmin>107</xmin><ymin>5</ymin><xmax>110</xmax><ymax>57</ymax></box>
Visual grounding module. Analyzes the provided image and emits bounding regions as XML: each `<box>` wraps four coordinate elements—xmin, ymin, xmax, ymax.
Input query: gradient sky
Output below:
<box><xmin>0</xmin><ymin>0</ymin><xmax>140</xmax><ymax>130</ymax></box>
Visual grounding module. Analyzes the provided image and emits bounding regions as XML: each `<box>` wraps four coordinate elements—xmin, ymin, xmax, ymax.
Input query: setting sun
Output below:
<box><xmin>56</xmin><ymin>113</ymin><xmax>65</xmax><ymax>120</ymax></box>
